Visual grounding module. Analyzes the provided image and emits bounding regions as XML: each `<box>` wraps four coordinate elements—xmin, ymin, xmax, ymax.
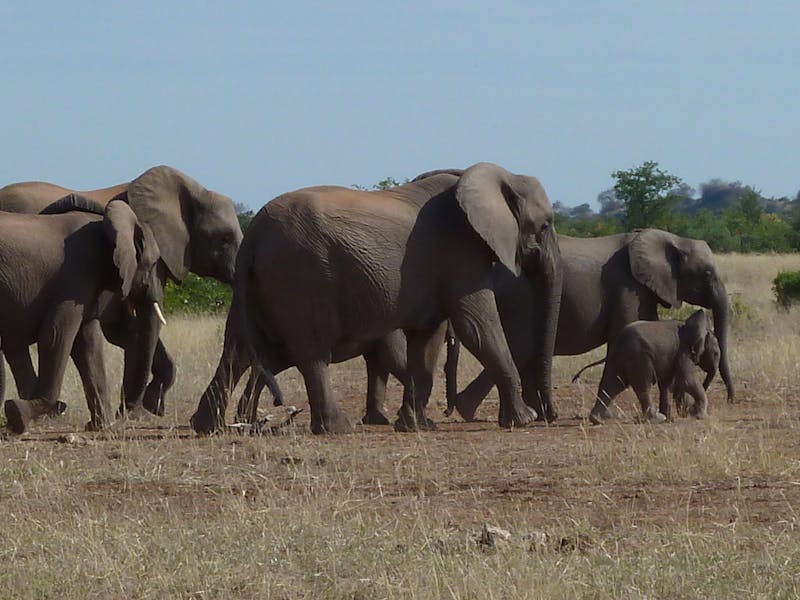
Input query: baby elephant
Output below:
<box><xmin>572</xmin><ymin>310</ymin><xmax>716</xmax><ymax>425</ymax></box>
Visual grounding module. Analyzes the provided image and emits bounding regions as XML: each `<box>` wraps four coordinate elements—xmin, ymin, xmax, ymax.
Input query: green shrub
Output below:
<box><xmin>163</xmin><ymin>273</ymin><xmax>232</xmax><ymax>315</ymax></box>
<box><xmin>773</xmin><ymin>271</ymin><xmax>800</xmax><ymax>309</ymax></box>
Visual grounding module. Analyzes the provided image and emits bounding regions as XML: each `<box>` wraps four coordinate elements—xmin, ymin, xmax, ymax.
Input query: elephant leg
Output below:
<box><xmin>5</xmin><ymin>305</ymin><xmax>82</xmax><ymax>434</ymax></box>
<box><xmin>190</xmin><ymin>339</ymin><xmax>252</xmax><ymax>433</ymax></box>
<box><xmin>589</xmin><ymin>370</ymin><xmax>627</xmax><ymax>425</ymax></box>
<box><xmin>141</xmin><ymin>340</ymin><xmax>175</xmax><ymax>417</ymax></box>
<box><xmin>297</xmin><ymin>357</ymin><xmax>354</xmax><ymax>435</ymax></box>
<box><xmin>451</xmin><ymin>370</ymin><xmax>495</xmax><ymax>422</ymax></box>
<box><xmin>70</xmin><ymin>320</ymin><xmax>113</xmax><ymax>431</ymax></box>
<box><xmin>684</xmin><ymin>375</ymin><xmax>709</xmax><ymax>419</ymax></box>
<box><xmin>632</xmin><ymin>380</ymin><xmax>665</xmax><ymax>424</ymax></box>
<box><xmin>449</xmin><ymin>290</ymin><xmax>536</xmax><ymax>428</ymax></box>
<box><xmin>361</xmin><ymin>347</ymin><xmax>391</xmax><ymax>425</ymax></box>
<box><xmin>659</xmin><ymin>383</ymin><xmax>672</xmax><ymax>422</ymax></box>
<box><xmin>5</xmin><ymin>347</ymin><xmax>38</xmax><ymax>400</ymax></box>
<box><xmin>394</xmin><ymin>329</ymin><xmax>437</xmax><ymax>432</ymax></box>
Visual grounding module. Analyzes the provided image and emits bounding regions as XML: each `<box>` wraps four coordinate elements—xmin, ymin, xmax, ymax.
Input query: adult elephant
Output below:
<box><xmin>191</xmin><ymin>162</ymin><xmax>562</xmax><ymax>434</ymax></box>
<box><xmin>0</xmin><ymin>165</ymin><xmax>242</xmax><ymax>414</ymax></box>
<box><xmin>0</xmin><ymin>197</ymin><xmax>163</xmax><ymax>433</ymax></box>
<box><xmin>447</xmin><ymin>229</ymin><xmax>733</xmax><ymax>421</ymax></box>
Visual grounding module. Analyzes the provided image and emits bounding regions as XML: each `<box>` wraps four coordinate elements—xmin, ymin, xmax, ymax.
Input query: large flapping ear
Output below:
<box><xmin>104</xmin><ymin>200</ymin><xmax>160</xmax><ymax>298</ymax></box>
<box><xmin>125</xmin><ymin>165</ymin><xmax>195</xmax><ymax>281</ymax></box>
<box><xmin>629</xmin><ymin>229</ymin><xmax>683</xmax><ymax>308</ymax></box>
<box><xmin>455</xmin><ymin>162</ymin><xmax>520</xmax><ymax>274</ymax></box>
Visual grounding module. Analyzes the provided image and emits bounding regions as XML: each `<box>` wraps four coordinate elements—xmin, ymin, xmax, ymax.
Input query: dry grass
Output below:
<box><xmin>2</xmin><ymin>253</ymin><xmax>800</xmax><ymax>598</ymax></box>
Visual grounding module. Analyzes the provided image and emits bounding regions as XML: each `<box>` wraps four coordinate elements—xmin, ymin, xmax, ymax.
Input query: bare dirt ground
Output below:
<box><xmin>1</xmin><ymin>253</ymin><xmax>800</xmax><ymax>598</ymax></box>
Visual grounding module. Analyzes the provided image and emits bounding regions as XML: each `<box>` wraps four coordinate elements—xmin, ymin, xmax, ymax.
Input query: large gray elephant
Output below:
<box><xmin>447</xmin><ymin>228</ymin><xmax>733</xmax><ymax>421</ymax></box>
<box><xmin>0</xmin><ymin>165</ymin><xmax>243</xmax><ymax>414</ymax></box>
<box><xmin>0</xmin><ymin>197</ymin><xmax>163</xmax><ymax>433</ymax></box>
<box><xmin>191</xmin><ymin>162</ymin><xmax>562</xmax><ymax>434</ymax></box>
<box><xmin>571</xmin><ymin>310</ymin><xmax>716</xmax><ymax>424</ymax></box>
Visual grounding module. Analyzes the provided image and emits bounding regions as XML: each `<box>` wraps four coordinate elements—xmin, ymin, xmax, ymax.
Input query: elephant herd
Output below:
<box><xmin>0</xmin><ymin>163</ymin><xmax>733</xmax><ymax>436</ymax></box>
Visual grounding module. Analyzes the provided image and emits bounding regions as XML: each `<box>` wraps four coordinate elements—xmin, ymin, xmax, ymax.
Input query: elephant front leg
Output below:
<box><xmin>70</xmin><ymin>320</ymin><xmax>114</xmax><ymax>431</ymax></box>
<box><xmin>394</xmin><ymin>330</ymin><xmax>437</xmax><ymax>432</ymax></box>
<box><xmin>449</xmin><ymin>289</ymin><xmax>536</xmax><ymax>428</ymax></box>
<box><xmin>191</xmin><ymin>342</ymin><xmax>251</xmax><ymax>433</ymax></box>
<box><xmin>4</xmin><ymin>305</ymin><xmax>83</xmax><ymax>434</ymax></box>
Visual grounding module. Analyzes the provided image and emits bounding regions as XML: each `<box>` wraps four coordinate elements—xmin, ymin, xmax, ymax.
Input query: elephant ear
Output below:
<box><xmin>104</xmin><ymin>200</ymin><xmax>160</xmax><ymax>298</ymax></box>
<box><xmin>455</xmin><ymin>162</ymin><xmax>520</xmax><ymax>274</ymax></box>
<box><xmin>629</xmin><ymin>229</ymin><xmax>683</xmax><ymax>308</ymax></box>
<box><xmin>125</xmin><ymin>165</ymin><xmax>197</xmax><ymax>281</ymax></box>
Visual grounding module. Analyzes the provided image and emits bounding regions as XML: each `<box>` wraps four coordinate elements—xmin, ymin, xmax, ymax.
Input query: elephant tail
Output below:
<box><xmin>571</xmin><ymin>357</ymin><xmax>606</xmax><ymax>383</ymax></box>
<box><xmin>443</xmin><ymin>321</ymin><xmax>461</xmax><ymax>416</ymax></box>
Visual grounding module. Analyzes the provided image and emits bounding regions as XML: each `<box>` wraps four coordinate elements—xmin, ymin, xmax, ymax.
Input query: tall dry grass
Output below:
<box><xmin>1</xmin><ymin>253</ymin><xmax>800</xmax><ymax>598</ymax></box>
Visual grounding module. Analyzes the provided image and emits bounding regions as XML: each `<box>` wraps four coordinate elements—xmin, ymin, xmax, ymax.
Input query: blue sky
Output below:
<box><xmin>1</xmin><ymin>2</ymin><xmax>797</xmax><ymax>210</ymax></box>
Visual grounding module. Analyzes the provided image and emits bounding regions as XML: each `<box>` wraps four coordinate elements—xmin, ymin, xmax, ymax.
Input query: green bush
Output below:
<box><xmin>163</xmin><ymin>273</ymin><xmax>232</xmax><ymax>315</ymax></box>
<box><xmin>773</xmin><ymin>271</ymin><xmax>800</xmax><ymax>309</ymax></box>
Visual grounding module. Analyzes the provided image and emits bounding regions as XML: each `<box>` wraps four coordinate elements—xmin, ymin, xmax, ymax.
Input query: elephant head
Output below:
<box><xmin>122</xmin><ymin>166</ymin><xmax>243</xmax><ymax>284</ymax></box>
<box><xmin>104</xmin><ymin>200</ymin><xmax>165</xmax><ymax>412</ymax></box>
<box><xmin>628</xmin><ymin>229</ymin><xmax>733</xmax><ymax>401</ymax></box>
<box><xmin>454</xmin><ymin>163</ymin><xmax>563</xmax><ymax>418</ymax></box>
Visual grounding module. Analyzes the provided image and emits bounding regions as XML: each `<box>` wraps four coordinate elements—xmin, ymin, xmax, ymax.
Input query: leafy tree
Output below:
<box><xmin>612</xmin><ymin>161</ymin><xmax>682</xmax><ymax>230</ymax></box>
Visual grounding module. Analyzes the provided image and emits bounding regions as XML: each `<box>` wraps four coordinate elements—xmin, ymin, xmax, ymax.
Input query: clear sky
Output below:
<box><xmin>1</xmin><ymin>2</ymin><xmax>797</xmax><ymax>210</ymax></box>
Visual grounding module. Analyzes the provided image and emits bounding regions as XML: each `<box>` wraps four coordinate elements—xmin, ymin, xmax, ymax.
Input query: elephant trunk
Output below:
<box><xmin>522</xmin><ymin>230</ymin><xmax>562</xmax><ymax>421</ymax></box>
<box><xmin>121</xmin><ymin>304</ymin><xmax>162</xmax><ymax>414</ymax></box>
<box><xmin>711</xmin><ymin>281</ymin><xmax>734</xmax><ymax>402</ymax></box>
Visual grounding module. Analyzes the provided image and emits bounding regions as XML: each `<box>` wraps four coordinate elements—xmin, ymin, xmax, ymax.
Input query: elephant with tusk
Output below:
<box><xmin>0</xmin><ymin>165</ymin><xmax>243</xmax><ymax>417</ymax></box>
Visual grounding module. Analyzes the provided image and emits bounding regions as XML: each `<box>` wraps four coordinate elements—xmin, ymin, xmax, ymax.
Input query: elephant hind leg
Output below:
<box><xmin>361</xmin><ymin>348</ymin><xmax>391</xmax><ymax>425</ymax></box>
<box><xmin>5</xmin><ymin>304</ymin><xmax>83</xmax><ymax>434</ymax></box>
<box><xmin>298</xmin><ymin>357</ymin><xmax>353</xmax><ymax>435</ymax></box>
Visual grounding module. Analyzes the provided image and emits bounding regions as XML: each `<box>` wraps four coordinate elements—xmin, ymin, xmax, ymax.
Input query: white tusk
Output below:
<box><xmin>154</xmin><ymin>302</ymin><xmax>167</xmax><ymax>326</ymax></box>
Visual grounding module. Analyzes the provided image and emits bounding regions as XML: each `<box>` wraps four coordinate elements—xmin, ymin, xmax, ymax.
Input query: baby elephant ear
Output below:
<box><xmin>455</xmin><ymin>162</ymin><xmax>520</xmax><ymax>274</ymax></box>
<box><xmin>104</xmin><ymin>200</ymin><xmax>160</xmax><ymax>298</ymax></box>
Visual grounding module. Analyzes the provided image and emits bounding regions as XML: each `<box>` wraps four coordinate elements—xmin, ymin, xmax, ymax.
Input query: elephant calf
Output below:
<box><xmin>572</xmin><ymin>310</ymin><xmax>716</xmax><ymax>425</ymax></box>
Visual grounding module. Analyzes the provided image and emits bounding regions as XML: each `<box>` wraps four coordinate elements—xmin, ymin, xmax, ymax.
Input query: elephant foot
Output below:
<box><xmin>498</xmin><ymin>403</ymin><xmax>537</xmax><ymax>429</ymax></box>
<box><xmin>85</xmin><ymin>418</ymin><xmax>111</xmax><ymax>432</ymax></box>
<box><xmin>361</xmin><ymin>410</ymin><xmax>391</xmax><ymax>426</ymax></box>
<box><xmin>691</xmin><ymin>406</ymin><xmax>708</xmax><ymax>419</ymax></box>
<box><xmin>4</xmin><ymin>399</ymin><xmax>51</xmax><ymax>434</ymax></box>
<box><xmin>589</xmin><ymin>402</ymin><xmax>614</xmax><ymax>425</ymax></box>
<box><xmin>393</xmin><ymin>413</ymin><xmax>437</xmax><ymax>432</ymax></box>
<box><xmin>190</xmin><ymin>409</ymin><xmax>223</xmax><ymax>435</ymax></box>
<box><xmin>142</xmin><ymin>384</ymin><xmax>165</xmax><ymax>417</ymax></box>
<box><xmin>453</xmin><ymin>392</ymin><xmax>483</xmax><ymax>423</ymax></box>
<box><xmin>47</xmin><ymin>401</ymin><xmax>68</xmax><ymax>418</ymax></box>
<box><xmin>311</xmin><ymin>405</ymin><xmax>354</xmax><ymax>435</ymax></box>
<box><xmin>534</xmin><ymin>404</ymin><xmax>558</xmax><ymax>423</ymax></box>
<box><xmin>638</xmin><ymin>407</ymin><xmax>667</xmax><ymax>424</ymax></box>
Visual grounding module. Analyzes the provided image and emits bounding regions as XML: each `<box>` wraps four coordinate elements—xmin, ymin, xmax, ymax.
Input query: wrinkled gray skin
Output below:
<box><xmin>0</xmin><ymin>199</ymin><xmax>163</xmax><ymax>434</ymax></box>
<box><xmin>445</xmin><ymin>228</ymin><xmax>733</xmax><ymax>422</ymax></box>
<box><xmin>572</xmin><ymin>310</ymin><xmax>714</xmax><ymax>424</ymax></box>
<box><xmin>0</xmin><ymin>166</ymin><xmax>243</xmax><ymax>415</ymax></box>
<box><xmin>191</xmin><ymin>162</ymin><xmax>562</xmax><ymax>434</ymax></box>
<box><xmin>202</xmin><ymin>297</ymin><xmax>451</xmax><ymax>427</ymax></box>
<box><xmin>673</xmin><ymin>330</ymin><xmax>720</xmax><ymax>418</ymax></box>
<box><xmin>238</xmin><ymin>322</ymin><xmax>458</xmax><ymax>426</ymax></box>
